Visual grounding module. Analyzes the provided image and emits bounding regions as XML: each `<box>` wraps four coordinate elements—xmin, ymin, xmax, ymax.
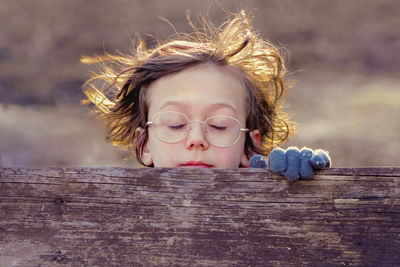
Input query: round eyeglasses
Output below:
<box><xmin>146</xmin><ymin>111</ymin><xmax>249</xmax><ymax>148</ymax></box>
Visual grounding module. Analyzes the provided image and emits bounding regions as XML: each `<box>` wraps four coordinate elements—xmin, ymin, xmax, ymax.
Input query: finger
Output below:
<box><xmin>299</xmin><ymin>147</ymin><xmax>314</xmax><ymax>179</ymax></box>
<box><xmin>250</xmin><ymin>154</ymin><xmax>267</xmax><ymax>168</ymax></box>
<box><xmin>310</xmin><ymin>149</ymin><xmax>331</xmax><ymax>169</ymax></box>
<box><xmin>283</xmin><ymin>147</ymin><xmax>301</xmax><ymax>181</ymax></box>
<box><xmin>268</xmin><ymin>147</ymin><xmax>287</xmax><ymax>174</ymax></box>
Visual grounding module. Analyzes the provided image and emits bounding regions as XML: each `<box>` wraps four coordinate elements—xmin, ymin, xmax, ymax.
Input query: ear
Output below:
<box><xmin>135</xmin><ymin>127</ymin><xmax>153</xmax><ymax>166</ymax></box>
<box><xmin>240</xmin><ymin>129</ymin><xmax>261</xmax><ymax>167</ymax></box>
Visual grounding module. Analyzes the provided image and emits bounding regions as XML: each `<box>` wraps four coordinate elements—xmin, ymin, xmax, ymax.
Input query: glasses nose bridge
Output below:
<box><xmin>186</xmin><ymin>119</ymin><xmax>208</xmax><ymax>136</ymax></box>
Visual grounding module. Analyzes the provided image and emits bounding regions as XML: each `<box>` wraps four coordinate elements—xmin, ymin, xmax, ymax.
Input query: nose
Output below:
<box><xmin>185</xmin><ymin>122</ymin><xmax>209</xmax><ymax>150</ymax></box>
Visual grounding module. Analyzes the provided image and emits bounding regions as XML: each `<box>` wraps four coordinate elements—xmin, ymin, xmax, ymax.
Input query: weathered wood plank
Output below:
<box><xmin>1</xmin><ymin>167</ymin><xmax>399</xmax><ymax>266</ymax></box>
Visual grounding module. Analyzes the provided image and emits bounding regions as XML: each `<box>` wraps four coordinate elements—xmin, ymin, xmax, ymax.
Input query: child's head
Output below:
<box><xmin>82</xmin><ymin>11</ymin><xmax>295</xmax><ymax>168</ymax></box>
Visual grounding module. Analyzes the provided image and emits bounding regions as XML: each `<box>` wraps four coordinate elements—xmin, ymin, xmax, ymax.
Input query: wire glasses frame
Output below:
<box><xmin>146</xmin><ymin>111</ymin><xmax>249</xmax><ymax>148</ymax></box>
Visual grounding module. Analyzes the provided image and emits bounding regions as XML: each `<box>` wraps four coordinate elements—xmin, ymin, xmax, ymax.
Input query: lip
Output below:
<box><xmin>179</xmin><ymin>161</ymin><xmax>213</xmax><ymax>168</ymax></box>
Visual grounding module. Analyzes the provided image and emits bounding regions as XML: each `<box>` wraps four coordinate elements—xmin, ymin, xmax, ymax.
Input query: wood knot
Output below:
<box><xmin>53</xmin><ymin>251</ymin><xmax>66</xmax><ymax>262</ymax></box>
<box><xmin>54</xmin><ymin>198</ymin><xmax>65</xmax><ymax>205</ymax></box>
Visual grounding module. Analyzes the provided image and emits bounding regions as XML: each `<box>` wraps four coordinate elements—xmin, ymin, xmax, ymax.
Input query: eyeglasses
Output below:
<box><xmin>146</xmin><ymin>111</ymin><xmax>249</xmax><ymax>148</ymax></box>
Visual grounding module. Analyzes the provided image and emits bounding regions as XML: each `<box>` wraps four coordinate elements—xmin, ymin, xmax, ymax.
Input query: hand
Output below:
<box><xmin>267</xmin><ymin>147</ymin><xmax>331</xmax><ymax>181</ymax></box>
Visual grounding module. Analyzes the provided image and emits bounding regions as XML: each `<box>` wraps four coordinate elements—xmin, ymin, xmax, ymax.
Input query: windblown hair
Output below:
<box><xmin>81</xmin><ymin>10</ymin><xmax>295</xmax><ymax>165</ymax></box>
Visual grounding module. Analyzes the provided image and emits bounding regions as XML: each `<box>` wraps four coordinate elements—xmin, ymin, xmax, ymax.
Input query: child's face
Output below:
<box><xmin>137</xmin><ymin>63</ymin><xmax>260</xmax><ymax>168</ymax></box>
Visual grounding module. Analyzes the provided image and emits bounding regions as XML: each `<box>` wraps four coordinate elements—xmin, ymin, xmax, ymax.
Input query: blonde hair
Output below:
<box><xmin>82</xmin><ymin>10</ymin><xmax>295</xmax><ymax>165</ymax></box>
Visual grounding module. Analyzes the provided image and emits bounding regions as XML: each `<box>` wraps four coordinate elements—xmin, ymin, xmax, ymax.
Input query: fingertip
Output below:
<box><xmin>286</xmin><ymin>147</ymin><xmax>300</xmax><ymax>159</ymax></box>
<box><xmin>283</xmin><ymin>148</ymin><xmax>301</xmax><ymax>181</ymax></box>
<box><xmin>300</xmin><ymin>147</ymin><xmax>313</xmax><ymax>159</ymax></box>
<box><xmin>287</xmin><ymin>146</ymin><xmax>301</xmax><ymax>153</ymax></box>
<box><xmin>311</xmin><ymin>149</ymin><xmax>331</xmax><ymax>169</ymax></box>
<box><xmin>268</xmin><ymin>147</ymin><xmax>287</xmax><ymax>173</ymax></box>
<box><xmin>299</xmin><ymin>147</ymin><xmax>314</xmax><ymax>179</ymax></box>
<box><xmin>250</xmin><ymin>154</ymin><xmax>267</xmax><ymax>168</ymax></box>
<box><xmin>320</xmin><ymin>150</ymin><xmax>332</xmax><ymax>167</ymax></box>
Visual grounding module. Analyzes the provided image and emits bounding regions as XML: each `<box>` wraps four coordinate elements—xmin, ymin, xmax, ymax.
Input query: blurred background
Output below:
<box><xmin>0</xmin><ymin>0</ymin><xmax>399</xmax><ymax>168</ymax></box>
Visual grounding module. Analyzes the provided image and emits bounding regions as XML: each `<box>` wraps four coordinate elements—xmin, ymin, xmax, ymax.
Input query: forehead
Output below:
<box><xmin>146</xmin><ymin>63</ymin><xmax>248</xmax><ymax>119</ymax></box>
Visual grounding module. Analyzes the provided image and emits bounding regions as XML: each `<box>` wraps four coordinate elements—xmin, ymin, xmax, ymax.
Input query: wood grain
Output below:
<box><xmin>1</xmin><ymin>167</ymin><xmax>399</xmax><ymax>266</ymax></box>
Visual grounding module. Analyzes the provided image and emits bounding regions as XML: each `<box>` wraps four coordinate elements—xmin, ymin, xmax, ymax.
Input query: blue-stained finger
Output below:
<box><xmin>268</xmin><ymin>147</ymin><xmax>286</xmax><ymax>174</ymax></box>
<box><xmin>310</xmin><ymin>149</ymin><xmax>331</xmax><ymax>169</ymax></box>
<box><xmin>249</xmin><ymin>154</ymin><xmax>267</xmax><ymax>168</ymax></box>
<box><xmin>283</xmin><ymin>147</ymin><xmax>301</xmax><ymax>181</ymax></box>
<box><xmin>299</xmin><ymin>147</ymin><xmax>314</xmax><ymax>179</ymax></box>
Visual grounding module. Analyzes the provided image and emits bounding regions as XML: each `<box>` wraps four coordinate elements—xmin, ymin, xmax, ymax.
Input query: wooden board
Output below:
<box><xmin>1</xmin><ymin>167</ymin><xmax>400</xmax><ymax>266</ymax></box>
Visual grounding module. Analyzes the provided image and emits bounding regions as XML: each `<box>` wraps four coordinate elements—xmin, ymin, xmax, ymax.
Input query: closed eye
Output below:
<box><xmin>169</xmin><ymin>124</ymin><xmax>186</xmax><ymax>130</ymax></box>
<box><xmin>209</xmin><ymin>125</ymin><xmax>227</xmax><ymax>131</ymax></box>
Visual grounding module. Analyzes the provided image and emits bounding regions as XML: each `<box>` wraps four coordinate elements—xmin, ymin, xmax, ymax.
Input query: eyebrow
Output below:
<box><xmin>159</xmin><ymin>101</ymin><xmax>188</xmax><ymax>110</ymax></box>
<box><xmin>159</xmin><ymin>101</ymin><xmax>239</xmax><ymax>115</ymax></box>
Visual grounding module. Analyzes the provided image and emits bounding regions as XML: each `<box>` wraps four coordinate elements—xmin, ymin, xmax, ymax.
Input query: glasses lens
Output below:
<box><xmin>205</xmin><ymin>116</ymin><xmax>241</xmax><ymax>147</ymax></box>
<box><xmin>152</xmin><ymin>112</ymin><xmax>188</xmax><ymax>143</ymax></box>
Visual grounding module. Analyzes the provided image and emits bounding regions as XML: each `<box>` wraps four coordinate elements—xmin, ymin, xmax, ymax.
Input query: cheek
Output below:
<box><xmin>212</xmin><ymin>146</ymin><xmax>243</xmax><ymax>168</ymax></box>
<box><xmin>149</xmin><ymin>138</ymin><xmax>182</xmax><ymax>167</ymax></box>
<box><xmin>211</xmin><ymin>135</ymin><xmax>246</xmax><ymax>168</ymax></box>
<box><xmin>147</xmin><ymin>136</ymin><xmax>166</xmax><ymax>166</ymax></box>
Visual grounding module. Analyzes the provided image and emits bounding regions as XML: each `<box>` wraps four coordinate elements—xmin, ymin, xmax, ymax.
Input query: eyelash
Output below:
<box><xmin>169</xmin><ymin>124</ymin><xmax>186</xmax><ymax>130</ymax></box>
<box><xmin>209</xmin><ymin>125</ymin><xmax>226</xmax><ymax>131</ymax></box>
